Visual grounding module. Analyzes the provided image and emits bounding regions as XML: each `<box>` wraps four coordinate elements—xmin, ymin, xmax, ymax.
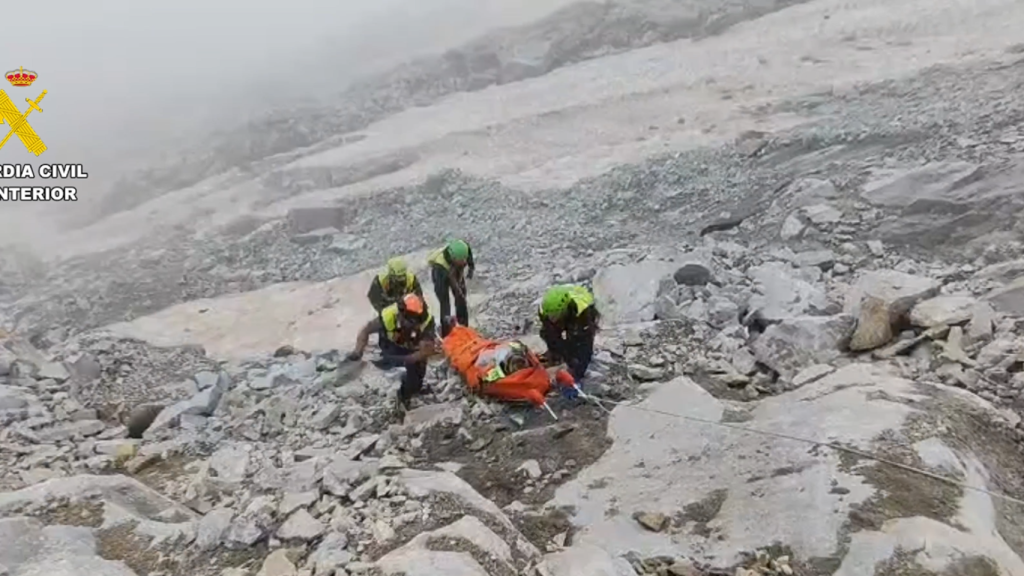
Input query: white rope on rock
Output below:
<box><xmin>583</xmin><ymin>395</ymin><xmax>1024</xmax><ymax>507</ymax></box>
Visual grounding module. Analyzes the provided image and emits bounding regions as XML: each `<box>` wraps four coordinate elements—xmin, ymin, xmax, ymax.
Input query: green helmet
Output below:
<box><xmin>541</xmin><ymin>284</ymin><xmax>594</xmax><ymax>319</ymax></box>
<box><xmin>540</xmin><ymin>285</ymin><xmax>574</xmax><ymax>318</ymax></box>
<box><xmin>446</xmin><ymin>239</ymin><xmax>470</xmax><ymax>263</ymax></box>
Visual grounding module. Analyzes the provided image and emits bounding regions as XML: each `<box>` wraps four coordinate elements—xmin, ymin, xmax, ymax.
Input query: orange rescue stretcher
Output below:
<box><xmin>441</xmin><ymin>325</ymin><xmax>577</xmax><ymax>418</ymax></box>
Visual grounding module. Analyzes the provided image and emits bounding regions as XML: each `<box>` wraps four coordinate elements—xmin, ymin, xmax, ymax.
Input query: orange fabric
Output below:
<box><xmin>441</xmin><ymin>325</ymin><xmax>557</xmax><ymax>406</ymax></box>
<box><xmin>554</xmin><ymin>369</ymin><xmax>575</xmax><ymax>387</ymax></box>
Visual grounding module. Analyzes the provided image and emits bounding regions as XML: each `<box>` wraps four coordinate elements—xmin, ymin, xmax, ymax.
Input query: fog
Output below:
<box><xmin>0</xmin><ymin>0</ymin><xmax>572</xmax><ymax>249</ymax></box>
<box><xmin>0</xmin><ymin>0</ymin><xmax>570</xmax><ymax>180</ymax></box>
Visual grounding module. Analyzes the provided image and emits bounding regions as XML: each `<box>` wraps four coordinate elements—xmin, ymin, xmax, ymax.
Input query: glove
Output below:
<box><xmin>560</xmin><ymin>385</ymin><xmax>580</xmax><ymax>400</ymax></box>
<box><xmin>554</xmin><ymin>369</ymin><xmax>579</xmax><ymax>400</ymax></box>
<box><xmin>467</xmin><ymin>268</ymin><xmax>475</xmax><ymax>280</ymax></box>
<box><xmin>346</xmin><ymin>351</ymin><xmax>362</xmax><ymax>362</ymax></box>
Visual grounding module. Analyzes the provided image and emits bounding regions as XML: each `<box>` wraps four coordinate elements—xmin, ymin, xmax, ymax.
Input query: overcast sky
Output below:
<box><xmin>0</xmin><ymin>0</ymin><xmax>567</xmax><ymax>172</ymax></box>
<box><xmin>0</xmin><ymin>0</ymin><xmax>571</xmax><ymax>249</ymax></box>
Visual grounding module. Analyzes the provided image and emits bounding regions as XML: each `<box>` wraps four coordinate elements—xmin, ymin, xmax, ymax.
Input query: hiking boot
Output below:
<box><xmin>395</xmin><ymin>390</ymin><xmax>412</xmax><ymax>412</ymax></box>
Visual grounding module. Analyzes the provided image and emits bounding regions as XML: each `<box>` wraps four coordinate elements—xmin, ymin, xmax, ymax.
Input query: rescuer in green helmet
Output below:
<box><xmin>367</xmin><ymin>257</ymin><xmax>423</xmax><ymax>313</ymax></box>
<box><xmin>427</xmin><ymin>238</ymin><xmax>475</xmax><ymax>335</ymax></box>
<box><xmin>538</xmin><ymin>284</ymin><xmax>600</xmax><ymax>391</ymax></box>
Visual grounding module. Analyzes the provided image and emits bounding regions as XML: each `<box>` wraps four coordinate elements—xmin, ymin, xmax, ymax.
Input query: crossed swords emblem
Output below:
<box><xmin>0</xmin><ymin>90</ymin><xmax>47</xmax><ymax>156</ymax></box>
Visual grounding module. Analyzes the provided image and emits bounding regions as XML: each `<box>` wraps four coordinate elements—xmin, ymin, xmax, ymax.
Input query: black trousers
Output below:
<box><xmin>540</xmin><ymin>324</ymin><xmax>596</xmax><ymax>382</ymax></box>
<box><xmin>376</xmin><ymin>336</ymin><xmax>427</xmax><ymax>402</ymax></box>
<box><xmin>432</xmin><ymin>266</ymin><xmax>468</xmax><ymax>333</ymax></box>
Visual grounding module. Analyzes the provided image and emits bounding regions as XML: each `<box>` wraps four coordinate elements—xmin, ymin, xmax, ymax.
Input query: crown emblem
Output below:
<box><xmin>5</xmin><ymin>67</ymin><xmax>38</xmax><ymax>87</ymax></box>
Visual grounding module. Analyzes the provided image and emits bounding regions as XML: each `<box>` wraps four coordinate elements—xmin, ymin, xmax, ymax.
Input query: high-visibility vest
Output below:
<box><xmin>427</xmin><ymin>247</ymin><xmax>450</xmax><ymax>271</ymax></box>
<box><xmin>381</xmin><ymin>304</ymin><xmax>433</xmax><ymax>344</ymax></box>
<box><xmin>377</xmin><ymin>271</ymin><xmax>415</xmax><ymax>295</ymax></box>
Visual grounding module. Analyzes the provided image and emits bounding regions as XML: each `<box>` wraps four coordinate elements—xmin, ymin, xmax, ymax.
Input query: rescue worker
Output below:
<box><xmin>347</xmin><ymin>293</ymin><xmax>438</xmax><ymax>409</ymax></box>
<box><xmin>428</xmin><ymin>239</ymin><xmax>475</xmax><ymax>334</ymax></box>
<box><xmin>538</xmin><ymin>284</ymin><xmax>600</xmax><ymax>390</ymax></box>
<box><xmin>367</xmin><ymin>257</ymin><xmax>423</xmax><ymax>313</ymax></box>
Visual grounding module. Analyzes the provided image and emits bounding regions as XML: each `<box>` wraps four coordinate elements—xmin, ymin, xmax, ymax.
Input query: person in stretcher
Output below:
<box><xmin>442</xmin><ymin>323</ymin><xmax>581</xmax><ymax>417</ymax></box>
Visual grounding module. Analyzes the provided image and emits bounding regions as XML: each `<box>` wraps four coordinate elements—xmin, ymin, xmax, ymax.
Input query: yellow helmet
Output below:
<box><xmin>386</xmin><ymin>257</ymin><xmax>408</xmax><ymax>276</ymax></box>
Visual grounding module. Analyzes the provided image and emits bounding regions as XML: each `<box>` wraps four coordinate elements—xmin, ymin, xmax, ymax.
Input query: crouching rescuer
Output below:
<box><xmin>348</xmin><ymin>294</ymin><xmax>438</xmax><ymax>409</ymax></box>
<box><xmin>367</xmin><ymin>257</ymin><xmax>423</xmax><ymax>313</ymax></box>
<box><xmin>538</xmin><ymin>284</ymin><xmax>600</xmax><ymax>387</ymax></box>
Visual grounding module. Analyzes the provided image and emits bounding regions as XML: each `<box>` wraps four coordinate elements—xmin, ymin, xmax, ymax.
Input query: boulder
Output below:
<box><xmin>397</xmin><ymin>469</ymin><xmax>541</xmax><ymax>560</ymax></box>
<box><xmin>196</xmin><ymin>508</ymin><xmax>235</xmax><ymax>550</ymax></box>
<box><xmin>909</xmin><ymin>295</ymin><xmax>978</xmax><ymax>327</ymax></box>
<box><xmin>309</xmin><ymin>532</ymin><xmax>353</xmax><ymax>575</ymax></box>
<box><xmin>967</xmin><ymin>302</ymin><xmax>997</xmax><ymax>342</ymax></box>
<box><xmin>844</xmin><ymin>269</ymin><xmax>942</xmax><ymax>320</ymax></box>
<box><xmin>752</xmin><ymin>314</ymin><xmax>855</xmax><ymax>380</ymax></box>
<box><xmin>276</xmin><ymin>508</ymin><xmax>325</xmax><ymax>542</ymax></box>
<box><xmin>975</xmin><ymin>259</ymin><xmax>1024</xmax><ymax>284</ymax></box>
<box><xmin>377</xmin><ymin>548</ymin><xmax>488</xmax><ymax>576</ymax></box>
<box><xmin>36</xmin><ymin>361</ymin><xmax>70</xmax><ymax>382</ymax></box>
<box><xmin>986</xmin><ymin>277</ymin><xmax>1024</xmax><ymax>316</ymax></box>
<box><xmin>785</xmin><ymin>178</ymin><xmax>840</xmax><ymax>207</ymax></box>
<box><xmin>375</xmin><ymin>515</ymin><xmax>517</xmax><ymax>576</ymax></box>
<box><xmin>746</xmin><ymin>262</ymin><xmax>829</xmax><ymax>322</ymax></box>
<box><xmin>540</xmin><ymin>543</ymin><xmax>635</xmax><ymax>576</ymax></box>
<box><xmin>256</xmin><ymin>548</ymin><xmax>301</xmax><ymax>576</ymax></box>
<box><xmin>779</xmin><ymin>213</ymin><xmax>807</xmax><ymax>240</ymax></box>
<box><xmin>849</xmin><ymin>296</ymin><xmax>894</xmax><ymax>351</ymax></box>
<box><xmin>208</xmin><ymin>444</ymin><xmax>251</xmax><ymax>485</ymax></box>
<box><xmin>673</xmin><ymin>263</ymin><xmax>713</xmax><ymax>286</ymax></box>
<box><xmin>307</xmin><ymin>403</ymin><xmax>341</xmax><ymax>430</ymax></box>
<box><xmin>801</xmin><ymin>203</ymin><xmax>842</xmax><ymax>225</ymax></box>
<box><xmin>145</xmin><ymin>372</ymin><xmax>229</xmax><ymax>436</ymax></box>
<box><xmin>68</xmin><ymin>352</ymin><xmax>102</xmax><ymax>381</ymax></box>
<box><xmin>593</xmin><ymin>259</ymin><xmax>677</xmax><ymax>324</ymax></box>
<box><xmin>793</xmin><ymin>250</ymin><xmax>836</xmax><ymax>271</ymax></box>
<box><xmin>35</xmin><ymin>420</ymin><xmax>107</xmax><ymax>442</ymax></box>
<box><xmin>126</xmin><ymin>403</ymin><xmax>165</xmax><ymax>439</ymax></box>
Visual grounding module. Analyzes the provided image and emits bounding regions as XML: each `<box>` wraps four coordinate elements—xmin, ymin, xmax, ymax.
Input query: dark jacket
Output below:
<box><xmin>367</xmin><ymin>273</ymin><xmax>424</xmax><ymax>313</ymax></box>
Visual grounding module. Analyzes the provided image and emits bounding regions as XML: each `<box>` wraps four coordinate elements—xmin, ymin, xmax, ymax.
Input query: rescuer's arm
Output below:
<box><xmin>349</xmin><ymin>318</ymin><xmax>382</xmax><ymax>360</ymax></box>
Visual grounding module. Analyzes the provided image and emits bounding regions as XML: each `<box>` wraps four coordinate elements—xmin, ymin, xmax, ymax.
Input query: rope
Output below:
<box><xmin>583</xmin><ymin>395</ymin><xmax>1024</xmax><ymax>507</ymax></box>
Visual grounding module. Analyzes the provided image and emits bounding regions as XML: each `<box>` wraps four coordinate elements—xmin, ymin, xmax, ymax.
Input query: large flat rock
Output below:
<box><xmin>0</xmin><ymin>517</ymin><xmax>138</xmax><ymax>576</ymax></box>
<box><xmin>986</xmin><ymin>277</ymin><xmax>1024</xmax><ymax>316</ymax></box>
<box><xmin>97</xmin><ymin>250</ymin><xmax>484</xmax><ymax>361</ymax></box>
<box><xmin>0</xmin><ymin>474</ymin><xmax>197</xmax><ymax>525</ymax></box>
<box><xmin>861</xmin><ymin>162</ymin><xmax>982</xmax><ymax>207</ymax></box>
<box><xmin>548</xmin><ymin>364</ymin><xmax>1024</xmax><ymax>572</ymax></box>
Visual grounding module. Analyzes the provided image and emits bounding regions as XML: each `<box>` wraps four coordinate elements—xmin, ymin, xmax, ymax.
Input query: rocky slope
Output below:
<box><xmin>4</xmin><ymin>219</ymin><xmax>1024</xmax><ymax>574</ymax></box>
<box><xmin>4</xmin><ymin>1</ymin><xmax>1024</xmax><ymax>575</ymax></box>
<box><xmin>5</xmin><ymin>27</ymin><xmax>1024</xmax><ymax>336</ymax></box>
<box><xmin>87</xmin><ymin>0</ymin><xmax>811</xmax><ymax>227</ymax></box>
